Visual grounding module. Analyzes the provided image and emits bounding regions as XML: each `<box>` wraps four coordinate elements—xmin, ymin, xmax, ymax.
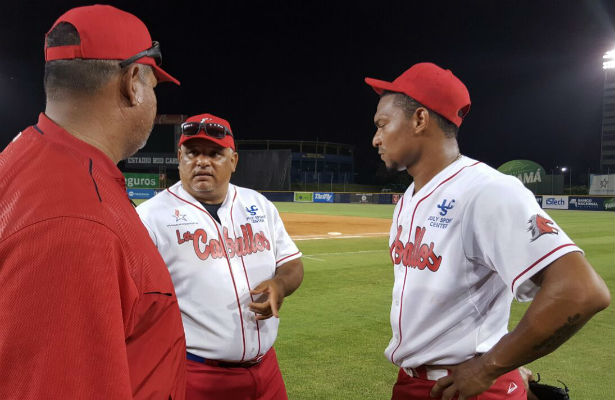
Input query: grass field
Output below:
<box><xmin>273</xmin><ymin>204</ymin><xmax>615</xmax><ymax>399</ymax></box>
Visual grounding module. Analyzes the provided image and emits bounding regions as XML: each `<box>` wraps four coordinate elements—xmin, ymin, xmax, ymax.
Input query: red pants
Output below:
<box><xmin>186</xmin><ymin>348</ymin><xmax>288</xmax><ymax>400</ymax></box>
<box><xmin>392</xmin><ymin>368</ymin><xmax>526</xmax><ymax>400</ymax></box>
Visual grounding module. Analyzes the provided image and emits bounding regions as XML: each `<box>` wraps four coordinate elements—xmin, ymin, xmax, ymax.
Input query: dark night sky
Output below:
<box><xmin>1</xmin><ymin>1</ymin><xmax>613</xmax><ymax>183</ymax></box>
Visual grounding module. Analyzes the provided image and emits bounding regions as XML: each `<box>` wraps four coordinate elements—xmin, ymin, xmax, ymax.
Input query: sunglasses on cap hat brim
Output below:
<box><xmin>180</xmin><ymin>119</ymin><xmax>233</xmax><ymax>139</ymax></box>
<box><xmin>119</xmin><ymin>41</ymin><xmax>162</xmax><ymax>68</ymax></box>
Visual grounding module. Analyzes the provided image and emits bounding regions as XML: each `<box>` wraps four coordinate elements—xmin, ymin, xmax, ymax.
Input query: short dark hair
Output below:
<box><xmin>382</xmin><ymin>91</ymin><xmax>459</xmax><ymax>138</ymax></box>
<box><xmin>44</xmin><ymin>23</ymin><xmax>121</xmax><ymax>99</ymax></box>
<box><xmin>44</xmin><ymin>22</ymin><xmax>151</xmax><ymax>100</ymax></box>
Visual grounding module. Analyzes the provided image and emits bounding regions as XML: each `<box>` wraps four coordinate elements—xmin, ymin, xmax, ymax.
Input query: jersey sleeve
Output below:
<box><xmin>136</xmin><ymin>201</ymin><xmax>159</xmax><ymax>247</ymax></box>
<box><xmin>461</xmin><ymin>176</ymin><xmax>581</xmax><ymax>301</ymax></box>
<box><xmin>267</xmin><ymin>202</ymin><xmax>302</xmax><ymax>267</ymax></box>
<box><xmin>0</xmin><ymin>218</ymin><xmax>135</xmax><ymax>399</ymax></box>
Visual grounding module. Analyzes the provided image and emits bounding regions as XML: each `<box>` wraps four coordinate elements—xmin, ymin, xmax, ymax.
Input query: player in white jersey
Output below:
<box><xmin>137</xmin><ymin>113</ymin><xmax>304</xmax><ymax>400</ymax></box>
<box><xmin>365</xmin><ymin>63</ymin><xmax>610</xmax><ymax>400</ymax></box>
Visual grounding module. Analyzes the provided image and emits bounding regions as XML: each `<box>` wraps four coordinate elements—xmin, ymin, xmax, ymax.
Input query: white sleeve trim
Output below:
<box><xmin>511</xmin><ymin>244</ymin><xmax>583</xmax><ymax>301</ymax></box>
<box><xmin>275</xmin><ymin>251</ymin><xmax>302</xmax><ymax>268</ymax></box>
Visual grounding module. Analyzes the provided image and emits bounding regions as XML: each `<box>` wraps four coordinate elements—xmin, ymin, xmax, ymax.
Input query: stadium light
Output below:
<box><xmin>561</xmin><ymin>167</ymin><xmax>572</xmax><ymax>194</ymax></box>
<box><xmin>604</xmin><ymin>48</ymin><xmax>615</xmax><ymax>70</ymax></box>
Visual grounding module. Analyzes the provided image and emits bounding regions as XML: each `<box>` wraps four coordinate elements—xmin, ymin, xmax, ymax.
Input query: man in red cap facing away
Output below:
<box><xmin>0</xmin><ymin>5</ymin><xmax>185</xmax><ymax>399</ymax></box>
<box><xmin>137</xmin><ymin>113</ymin><xmax>304</xmax><ymax>400</ymax></box>
<box><xmin>365</xmin><ymin>62</ymin><xmax>610</xmax><ymax>400</ymax></box>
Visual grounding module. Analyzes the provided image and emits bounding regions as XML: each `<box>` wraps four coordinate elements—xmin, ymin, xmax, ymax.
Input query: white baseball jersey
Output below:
<box><xmin>137</xmin><ymin>182</ymin><xmax>301</xmax><ymax>362</ymax></box>
<box><xmin>385</xmin><ymin>155</ymin><xmax>581</xmax><ymax>368</ymax></box>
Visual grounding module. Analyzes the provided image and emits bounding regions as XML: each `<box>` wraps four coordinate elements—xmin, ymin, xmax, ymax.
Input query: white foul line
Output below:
<box><xmin>291</xmin><ymin>232</ymin><xmax>389</xmax><ymax>241</ymax></box>
<box><xmin>302</xmin><ymin>255</ymin><xmax>326</xmax><ymax>262</ymax></box>
<box><xmin>301</xmin><ymin>249</ymin><xmax>386</xmax><ymax>261</ymax></box>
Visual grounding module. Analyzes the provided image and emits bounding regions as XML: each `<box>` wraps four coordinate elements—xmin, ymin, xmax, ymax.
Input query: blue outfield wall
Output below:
<box><xmin>262</xmin><ymin>191</ymin><xmax>400</xmax><ymax>205</ymax></box>
<box><xmin>261</xmin><ymin>191</ymin><xmax>295</xmax><ymax>202</ymax></box>
<box><xmin>261</xmin><ymin>191</ymin><xmax>615</xmax><ymax>212</ymax></box>
<box><xmin>134</xmin><ymin>189</ymin><xmax>615</xmax><ymax>212</ymax></box>
<box><xmin>538</xmin><ymin>195</ymin><xmax>615</xmax><ymax>212</ymax></box>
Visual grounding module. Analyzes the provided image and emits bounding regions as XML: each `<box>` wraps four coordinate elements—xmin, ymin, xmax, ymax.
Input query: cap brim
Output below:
<box><xmin>152</xmin><ymin>64</ymin><xmax>180</xmax><ymax>85</ymax></box>
<box><xmin>364</xmin><ymin>77</ymin><xmax>399</xmax><ymax>95</ymax></box>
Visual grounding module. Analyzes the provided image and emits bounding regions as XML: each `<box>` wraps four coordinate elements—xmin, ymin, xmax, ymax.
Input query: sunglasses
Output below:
<box><xmin>119</xmin><ymin>41</ymin><xmax>162</xmax><ymax>68</ymax></box>
<box><xmin>180</xmin><ymin>119</ymin><xmax>233</xmax><ymax>139</ymax></box>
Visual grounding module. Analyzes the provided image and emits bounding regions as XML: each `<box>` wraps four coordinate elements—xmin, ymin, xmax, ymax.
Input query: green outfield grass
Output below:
<box><xmin>274</xmin><ymin>201</ymin><xmax>396</xmax><ymax>219</ymax></box>
<box><xmin>274</xmin><ymin>205</ymin><xmax>615</xmax><ymax>399</ymax></box>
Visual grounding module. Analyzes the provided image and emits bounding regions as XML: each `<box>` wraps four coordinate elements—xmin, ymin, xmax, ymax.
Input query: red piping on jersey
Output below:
<box><xmin>276</xmin><ymin>251</ymin><xmax>301</xmax><ymax>265</ymax></box>
<box><xmin>390</xmin><ymin>160</ymin><xmax>481</xmax><ymax>364</ymax></box>
<box><xmin>390</xmin><ymin>196</ymin><xmax>405</xmax><ymax>264</ymax></box>
<box><xmin>510</xmin><ymin>243</ymin><xmax>577</xmax><ymax>294</ymax></box>
<box><xmin>229</xmin><ymin>188</ymin><xmax>262</xmax><ymax>359</ymax></box>
<box><xmin>406</xmin><ymin>161</ymin><xmax>481</xmax><ymax>243</ymax></box>
<box><xmin>167</xmin><ymin>187</ymin><xmax>248</xmax><ymax>362</ymax></box>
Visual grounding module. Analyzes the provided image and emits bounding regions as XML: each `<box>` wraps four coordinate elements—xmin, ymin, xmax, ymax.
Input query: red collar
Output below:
<box><xmin>35</xmin><ymin>113</ymin><xmax>124</xmax><ymax>181</ymax></box>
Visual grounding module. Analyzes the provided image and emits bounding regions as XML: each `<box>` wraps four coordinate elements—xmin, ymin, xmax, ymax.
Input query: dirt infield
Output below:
<box><xmin>280</xmin><ymin>212</ymin><xmax>390</xmax><ymax>240</ymax></box>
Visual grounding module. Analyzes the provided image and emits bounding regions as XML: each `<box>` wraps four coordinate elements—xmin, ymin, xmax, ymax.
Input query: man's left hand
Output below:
<box><xmin>429</xmin><ymin>357</ymin><xmax>497</xmax><ymax>400</ymax></box>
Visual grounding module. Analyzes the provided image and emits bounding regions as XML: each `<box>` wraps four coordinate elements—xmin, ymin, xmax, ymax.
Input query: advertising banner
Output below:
<box><xmin>313</xmin><ymin>192</ymin><xmax>334</xmax><ymax>203</ymax></box>
<box><xmin>294</xmin><ymin>192</ymin><xmax>314</xmax><ymax>202</ymax></box>
<box><xmin>589</xmin><ymin>174</ymin><xmax>615</xmax><ymax>195</ymax></box>
<box><xmin>124</xmin><ymin>173</ymin><xmax>161</xmax><ymax>188</ymax></box>
<box><xmin>542</xmin><ymin>195</ymin><xmax>568</xmax><ymax>209</ymax></box>
<box><xmin>534</xmin><ymin>196</ymin><xmax>542</xmax><ymax>207</ymax></box>
<box><xmin>497</xmin><ymin>160</ymin><xmax>545</xmax><ymax>185</ymax></box>
<box><xmin>604</xmin><ymin>198</ymin><xmax>615</xmax><ymax>211</ymax></box>
<box><xmin>568</xmin><ymin>197</ymin><xmax>603</xmax><ymax>211</ymax></box>
<box><xmin>127</xmin><ymin>189</ymin><xmax>159</xmax><ymax>199</ymax></box>
<box><xmin>351</xmin><ymin>193</ymin><xmax>375</xmax><ymax>204</ymax></box>
<box><xmin>125</xmin><ymin>152</ymin><xmax>178</xmax><ymax>168</ymax></box>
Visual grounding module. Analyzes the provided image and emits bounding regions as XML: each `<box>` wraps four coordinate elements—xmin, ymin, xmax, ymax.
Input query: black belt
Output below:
<box><xmin>187</xmin><ymin>352</ymin><xmax>261</xmax><ymax>368</ymax></box>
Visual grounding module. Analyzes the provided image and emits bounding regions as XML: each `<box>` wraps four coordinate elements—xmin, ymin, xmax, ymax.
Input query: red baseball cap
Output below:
<box><xmin>179</xmin><ymin>113</ymin><xmax>236</xmax><ymax>151</ymax></box>
<box><xmin>365</xmin><ymin>62</ymin><xmax>470</xmax><ymax>127</ymax></box>
<box><xmin>44</xmin><ymin>5</ymin><xmax>179</xmax><ymax>85</ymax></box>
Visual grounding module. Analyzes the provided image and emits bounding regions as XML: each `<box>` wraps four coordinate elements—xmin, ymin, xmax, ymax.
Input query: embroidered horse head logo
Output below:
<box><xmin>527</xmin><ymin>214</ymin><xmax>558</xmax><ymax>241</ymax></box>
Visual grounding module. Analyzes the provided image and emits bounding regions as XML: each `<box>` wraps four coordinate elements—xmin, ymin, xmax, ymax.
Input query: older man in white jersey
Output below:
<box><xmin>137</xmin><ymin>113</ymin><xmax>303</xmax><ymax>400</ymax></box>
<box><xmin>365</xmin><ymin>63</ymin><xmax>610</xmax><ymax>400</ymax></box>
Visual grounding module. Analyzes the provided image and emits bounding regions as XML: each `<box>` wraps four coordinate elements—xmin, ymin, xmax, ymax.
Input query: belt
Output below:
<box><xmin>403</xmin><ymin>366</ymin><xmax>450</xmax><ymax>381</ymax></box>
<box><xmin>187</xmin><ymin>352</ymin><xmax>262</xmax><ymax>368</ymax></box>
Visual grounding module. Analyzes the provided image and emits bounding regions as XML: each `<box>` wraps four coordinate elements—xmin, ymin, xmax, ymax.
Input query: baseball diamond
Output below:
<box><xmin>281</xmin><ymin>213</ymin><xmax>390</xmax><ymax>240</ymax></box>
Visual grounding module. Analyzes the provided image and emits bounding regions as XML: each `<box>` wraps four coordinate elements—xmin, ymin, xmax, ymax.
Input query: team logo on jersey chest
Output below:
<box><xmin>176</xmin><ymin>223</ymin><xmax>271</xmax><ymax>260</ymax></box>
<box><xmin>427</xmin><ymin>198</ymin><xmax>456</xmax><ymax>229</ymax></box>
<box><xmin>390</xmin><ymin>225</ymin><xmax>442</xmax><ymax>271</ymax></box>
<box><xmin>165</xmin><ymin>208</ymin><xmax>197</xmax><ymax>227</ymax></box>
<box><xmin>437</xmin><ymin>199</ymin><xmax>455</xmax><ymax>216</ymax></box>
<box><xmin>427</xmin><ymin>215</ymin><xmax>453</xmax><ymax>229</ymax></box>
<box><xmin>245</xmin><ymin>205</ymin><xmax>265</xmax><ymax>223</ymax></box>
<box><xmin>174</xmin><ymin>209</ymin><xmax>187</xmax><ymax>222</ymax></box>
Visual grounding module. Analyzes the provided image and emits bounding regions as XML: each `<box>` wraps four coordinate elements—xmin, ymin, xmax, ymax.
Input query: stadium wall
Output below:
<box><xmin>258</xmin><ymin>191</ymin><xmax>615</xmax><ymax>211</ymax></box>
<box><xmin>124</xmin><ymin>185</ymin><xmax>615</xmax><ymax>212</ymax></box>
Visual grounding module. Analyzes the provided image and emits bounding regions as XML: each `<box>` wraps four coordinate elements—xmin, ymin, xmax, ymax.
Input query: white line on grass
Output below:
<box><xmin>303</xmin><ymin>249</ymin><xmax>386</xmax><ymax>258</ymax></box>
<box><xmin>291</xmin><ymin>232</ymin><xmax>389</xmax><ymax>241</ymax></box>
<box><xmin>302</xmin><ymin>255</ymin><xmax>326</xmax><ymax>262</ymax></box>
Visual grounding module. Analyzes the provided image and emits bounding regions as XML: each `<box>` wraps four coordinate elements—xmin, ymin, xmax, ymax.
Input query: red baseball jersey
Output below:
<box><xmin>0</xmin><ymin>113</ymin><xmax>186</xmax><ymax>399</ymax></box>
